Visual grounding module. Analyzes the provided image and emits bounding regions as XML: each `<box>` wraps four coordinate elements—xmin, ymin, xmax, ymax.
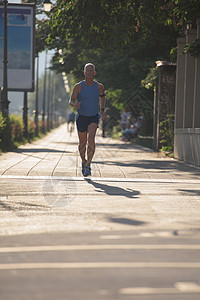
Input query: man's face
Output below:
<box><xmin>84</xmin><ymin>65</ymin><xmax>95</xmax><ymax>79</ymax></box>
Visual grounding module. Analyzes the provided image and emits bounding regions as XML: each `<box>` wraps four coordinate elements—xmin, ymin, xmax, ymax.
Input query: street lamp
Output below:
<box><xmin>41</xmin><ymin>0</ymin><xmax>52</xmax><ymax>132</ymax></box>
<box><xmin>0</xmin><ymin>0</ymin><xmax>9</xmax><ymax>117</ymax></box>
<box><xmin>186</xmin><ymin>20</ymin><xmax>192</xmax><ymax>31</ymax></box>
<box><xmin>44</xmin><ymin>0</ymin><xmax>52</xmax><ymax>12</ymax></box>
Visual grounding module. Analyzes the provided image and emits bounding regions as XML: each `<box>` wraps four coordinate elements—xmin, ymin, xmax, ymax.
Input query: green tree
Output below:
<box><xmin>45</xmin><ymin>0</ymin><xmax>200</xmax><ymax>52</ymax></box>
<box><xmin>35</xmin><ymin>0</ymin><xmax>200</xmax><ymax>119</ymax></box>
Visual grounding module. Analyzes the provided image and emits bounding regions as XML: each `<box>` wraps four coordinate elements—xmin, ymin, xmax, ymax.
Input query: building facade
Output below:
<box><xmin>174</xmin><ymin>19</ymin><xmax>200</xmax><ymax>166</ymax></box>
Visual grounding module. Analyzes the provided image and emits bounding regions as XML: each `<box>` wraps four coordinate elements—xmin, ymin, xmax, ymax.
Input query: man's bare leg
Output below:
<box><xmin>78</xmin><ymin>131</ymin><xmax>87</xmax><ymax>165</ymax></box>
<box><xmin>86</xmin><ymin>123</ymin><xmax>98</xmax><ymax>166</ymax></box>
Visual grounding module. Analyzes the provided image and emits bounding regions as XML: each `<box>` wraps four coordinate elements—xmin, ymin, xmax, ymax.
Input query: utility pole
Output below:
<box><xmin>0</xmin><ymin>0</ymin><xmax>10</xmax><ymax>117</ymax></box>
<box><xmin>23</xmin><ymin>92</ymin><xmax>28</xmax><ymax>139</ymax></box>
<box><xmin>42</xmin><ymin>50</ymin><xmax>47</xmax><ymax>133</ymax></box>
<box><xmin>34</xmin><ymin>56</ymin><xmax>39</xmax><ymax>136</ymax></box>
<box><xmin>47</xmin><ymin>69</ymin><xmax>51</xmax><ymax>131</ymax></box>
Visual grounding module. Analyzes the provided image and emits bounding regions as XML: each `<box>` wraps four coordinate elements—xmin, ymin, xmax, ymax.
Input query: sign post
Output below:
<box><xmin>0</xmin><ymin>0</ymin><xmax>9</xmax><ymax>116</ymax></box>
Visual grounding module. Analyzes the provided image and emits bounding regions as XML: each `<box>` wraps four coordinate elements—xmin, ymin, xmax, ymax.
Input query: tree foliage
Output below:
<box><xmin>34</xmin><ymin>0</ymin><xmax>200</xmax><ymax>117</ymax></box>
<box><xmin>44</xmin><ymin>0</ymin><xmax>200</xmax><ymax>51</ymax></box>
<box><xmin>183</xmin><ymin>38</ymin><xmax>200</xmax><ymax>58</ymax></box>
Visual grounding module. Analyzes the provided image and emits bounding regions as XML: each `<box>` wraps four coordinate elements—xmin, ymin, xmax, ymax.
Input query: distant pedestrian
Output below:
<box><xmin>67</xmin><ymin>111</ymin><xmax>75</xmax><ymax>133</ymax></box>
<box><xmin>121</xmin><ymin>108</ymin><xmax>131</xmax><ymax>130</ymax></box>
<box><xmin>69</xmin><ymin>63</ymin><xmax>106</xmax><ymax>176</ymax></box>
<box><xmin>121</xmin><ymin>116</ymin><xmax>143</xmax><ymax>142</ymax></box>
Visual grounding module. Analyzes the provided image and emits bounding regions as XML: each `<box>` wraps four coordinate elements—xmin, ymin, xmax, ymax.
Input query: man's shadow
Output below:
<box><xmin>84</xmin><ymin>178</ymin><xmax>140</xmax><ymax>199</ymax></box>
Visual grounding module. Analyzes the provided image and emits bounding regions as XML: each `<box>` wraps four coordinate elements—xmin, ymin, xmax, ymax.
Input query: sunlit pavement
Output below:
<box><xmin>0</xmin><ymin>124</ymin><xmax>200</xmax><ymax>299</ymax></box>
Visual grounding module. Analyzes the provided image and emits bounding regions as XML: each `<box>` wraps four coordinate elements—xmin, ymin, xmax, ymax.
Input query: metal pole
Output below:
<box><xmin>35</xmin><ymin>56</ymin><xmax>39</xmax><ymax>136</ymax></box>
<box><xmin>47</xmin><ymin>69</ymin><xmax>51</xmax><ymax>131</ymax></box>
<box><xmin>23</xmin><ymin>92</ymin><xmax>28</xmax><ymax>139</ymax></box>
<box><xmin>0</xmin><ymin>0</ymin><xmax>9</xmax><ymax>116</ymax></box>
<box><xmin>42</xmin><ymin>50</ymin><xmax>47</xmax><ymax>133</ymax></box>
<box><xmin>153</xmin><ymin>84</ymin><xmax>158</xmax><ymax>150</ymax></box>
<box><xmin>50</xmin><ymin>71</ymin><xmax>54</xmax><ymax>129</ymax></box>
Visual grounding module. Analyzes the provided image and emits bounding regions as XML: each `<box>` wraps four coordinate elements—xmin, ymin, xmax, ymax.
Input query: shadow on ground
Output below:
<box><xmin>95</xmin><ymin>159</ymin><xmax>200</xmax><ymax>177</ymax></box>
<box><xmin>178</xmin><ymin>189</ymin><xmax>200</xmax><ymax>196</ymax></box>
<box><xmin>0</xmin><ymin>199</ymin><xmax>48</xmax><ymax>212</ymax></box>
<box><xmin>84</xmin><ymin>178</ymin><xmax>140</xmax><ymax>199</ymax></box>
<box><xmin>15</xmin><ymin>148</ymin><xmax>72</xmax><ymax>154</ymax></box>
<box><xmin>108</xmin><ymin>217</ymin><xmax>146</xmax><ymax>226</ymax></box>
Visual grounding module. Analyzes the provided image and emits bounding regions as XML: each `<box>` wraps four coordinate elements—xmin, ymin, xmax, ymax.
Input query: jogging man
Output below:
<box><xmin>69</xmin><ymin>63</ymin><xmax>106</xmax><ymax>176</ymax></box>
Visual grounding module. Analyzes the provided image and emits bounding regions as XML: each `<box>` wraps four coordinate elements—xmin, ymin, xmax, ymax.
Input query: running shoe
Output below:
<box><xmin>84</xmin><ymin>165</ymin><xmax>91</xmax><ymax>177</ymax></box>
<box><xmin>82</xmin><ymin>164</ymin><xmax>86</xmax><ymax>176</ymax></box>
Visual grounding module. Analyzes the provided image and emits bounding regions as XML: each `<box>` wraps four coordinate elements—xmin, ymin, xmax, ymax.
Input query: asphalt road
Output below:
<box><xmin>1</xmin><ymin>229</ymin><xmax>200</xmax><ymax>300</ymax></box>
<box><xmin>0</xmin><ymin>124</ymin><xmax>200</xmax><ymax>299</ymax></box>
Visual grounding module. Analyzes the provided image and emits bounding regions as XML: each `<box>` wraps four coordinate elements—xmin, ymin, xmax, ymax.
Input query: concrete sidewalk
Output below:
<box><xmin>0</xmin><ymin>123</ymin><xmax>199</xmax><ymax>180</ymax></box>
<box><xmin>1</xmin><ymin>124</ymin><xmax>200</xmax><ymax>300</ymax></box>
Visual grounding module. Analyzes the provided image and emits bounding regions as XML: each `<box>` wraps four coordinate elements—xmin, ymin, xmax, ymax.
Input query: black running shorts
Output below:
<box><xmin>76</xmin><ymin>114</ymin><xmax>100</xmax><ymax>132</ymax></box>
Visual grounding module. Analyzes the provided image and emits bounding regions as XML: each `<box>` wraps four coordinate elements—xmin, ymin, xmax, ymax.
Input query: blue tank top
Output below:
<box><xmin>77</xmin><ymin>81</ymin><xmax>99</xmax><ymax>116</ymax></box>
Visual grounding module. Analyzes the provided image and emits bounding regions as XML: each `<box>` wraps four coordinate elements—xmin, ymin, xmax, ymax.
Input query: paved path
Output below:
<box><xmin>0</xmin><ymin>123</ymin><xmax>199</xmax><ymax>180</ymax></box>
<box><xmin>0</xmin><ymin>124</ymin><xmax>200</xmax><ymax>300</ymax></box>
<box><xmin>0</xmin><ymin>123</ymin><xmax>200</xmax><ymax>236</ymax></box>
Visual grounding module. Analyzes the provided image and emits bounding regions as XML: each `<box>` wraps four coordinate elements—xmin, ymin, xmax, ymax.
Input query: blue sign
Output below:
<box><xmin>0</xmin><ymin>4</ymin><xmax>35</xmax><ymax>91</ymax></box>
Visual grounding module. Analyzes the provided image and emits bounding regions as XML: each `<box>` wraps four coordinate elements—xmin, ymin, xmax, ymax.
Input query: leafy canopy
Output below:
<box><xmin>34</xmin><ymin>0</ymin><xmax>200</xmax><ymax>113</ymax></box>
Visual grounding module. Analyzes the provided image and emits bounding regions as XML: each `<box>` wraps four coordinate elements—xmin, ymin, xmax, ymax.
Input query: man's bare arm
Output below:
<box><xmin>69</xmin><ymin>83</ymin><xmax>81</xmax><ymax>109</ymax></box>
<box><xmin>98</xmin><ymin>83</ymin><xmax>106</xmax><ymax>121</ymax></box>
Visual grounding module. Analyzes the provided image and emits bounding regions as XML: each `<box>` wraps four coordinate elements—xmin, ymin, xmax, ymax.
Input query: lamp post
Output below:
<box><xmin>50</xmin><ymin>72</ymin><xmax>54</xmax><ymax>129</ymax></box>
<box><xmin>0</xmin><ymin>0</ymin><xmax>9</xmax><ymax>117</ymax></box>
<box><xmin>47</xmin><ymin>68</ymin><xmax>51</xmax><ymax>131</ymax></box>
<box><xmin>44</xmin><ymin>0</ymin><xmax>52</xmax><ymax>12</ymax></box>
<box><xmin>41</xmin><ymin>0</ymin><xmax>52</xmax><ymax>133</ymax></box>
<box><xmin>42</xmin><ymin>50</ymin><xmax>47</xmax><ymax>133</ymax></box>
<box><xmin>186</xmin><ymin>20</ymin><xmax>193</xmax><ymax>31</ymax></box>
<box><xmin>34</xmin><ymin>55</ymin><xmax>39</xmax><ymax>136</ymax></box>
<box><xmin>57</xmin><ymin>97</ymin><xmax>61</xmax><ymax>126</ymax></box>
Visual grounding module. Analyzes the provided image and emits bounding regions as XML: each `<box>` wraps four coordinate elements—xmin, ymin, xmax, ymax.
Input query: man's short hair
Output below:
<box><xmin>84</xmin><ymin>63</ymin><xmax>95</xmax><ymax>72</ymax></box>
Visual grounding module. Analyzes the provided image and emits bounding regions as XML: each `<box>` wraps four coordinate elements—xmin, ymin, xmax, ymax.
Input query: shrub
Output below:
<box><xmin>28</xmin><ymin>118</ymin><xmax>36</xmax><ymax>140</ymax></box>
<box><xmin>0</xmin><ymin>113</ymin><xmax>13</xmax><ymax>152</ymax></box>
<box><xmin>9</xmin><ymin>114</ymin><xmax>24</xmax><ymax>144</ymax></box>
<box><xmin>0</xmin><ymin>113</ymin><xmax>58</xmax><ymax>153</ymax></box>
<box><xmin>111</xmin><ymin>124</ymin><xmax>122</xmax><ymax>139</ymax></box>
<box><xmin>159</xmin><ymin>113</ymin><xmax>174</xmax><ymax>152</ymax></box>
<box><xmin>0</xmin><ymin>113</ymin><xmax>6</xmax><ymax>143</ymax></box>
